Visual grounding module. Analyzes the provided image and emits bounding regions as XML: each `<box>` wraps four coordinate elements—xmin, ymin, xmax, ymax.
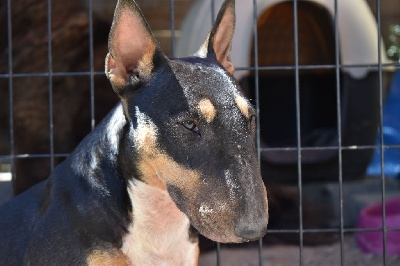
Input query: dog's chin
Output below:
<box><xmin>186</xmin><ymin>207</ymin><xmax>266</xmax><ymax>244</ymax></box>
<box><xmin>196</xmin><ymin>228</ymin><xmax>252</xmax><ymax>244</ymax></box>
<box><xmin>193</xmin><ymin>219</ymin><xmax>268</xmax><ymax>243</ymax></box>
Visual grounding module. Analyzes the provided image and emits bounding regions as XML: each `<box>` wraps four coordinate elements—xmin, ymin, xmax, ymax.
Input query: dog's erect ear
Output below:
<box><xmin>196</xmin><ymin>0</ymin><xmax>236</xmax><ymax>74</ymax></box>
<box><xmin>105</xmin><ymin>0</ymin><xmax>165</xmax><ymax>93</ymax></box>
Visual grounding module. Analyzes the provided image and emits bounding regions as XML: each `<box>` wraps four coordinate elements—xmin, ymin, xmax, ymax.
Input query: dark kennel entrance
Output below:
<box><xmin>243</xmin><ymin>1</ymin><xmax>337</xmax><ymax>150</ymax></box>
<box><xmin>251</xmin><ymin>2</ymin><xmax>337</xmax><ymax>147</ymax></box>
<box><xmin>239</xmin><ymin>1</ymin><xmax>393</xmax><ymax>183</ymax></box>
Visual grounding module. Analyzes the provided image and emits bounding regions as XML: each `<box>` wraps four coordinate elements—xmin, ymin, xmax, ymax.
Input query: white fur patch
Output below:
<box><xmin>199</xmin><ymin>204</ymin><xmax>214</xmax><ymax>219</ymax></box>
<box><xmin>132</xmin><ymin>107</ymin><xmax>158</xmax><ymax>154</ymax></box>
<box><xmin>224</xmin><ymin>169</ymin><xmax>239</xmax><ymax>199</ymax></box>
<box><xmin>106</xmin><ymin>104</ymin><xmax>126</xmax><ymax>155</ymax></box>
<box><xmin>122</xmin><ymin>180</ymin><xmax>198</xmax><ymax>265</ymax></box>
<box><xmin>194</xmin><ymin>34</ymin><xmax>209</xmax><ymax>58</ymax></box>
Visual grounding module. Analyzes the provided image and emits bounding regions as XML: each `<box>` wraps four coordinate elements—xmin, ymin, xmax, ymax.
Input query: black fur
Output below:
<box><xmin>0</xmin><ymin>107</ymin><xmax>131</xmax><ymax>264</ymax></box>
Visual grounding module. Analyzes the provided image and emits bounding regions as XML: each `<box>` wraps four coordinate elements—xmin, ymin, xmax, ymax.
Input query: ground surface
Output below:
<box><xmin>199</xmin><ymin>236</ymin><xmax>400</xmax><ymax>266</ymax></box>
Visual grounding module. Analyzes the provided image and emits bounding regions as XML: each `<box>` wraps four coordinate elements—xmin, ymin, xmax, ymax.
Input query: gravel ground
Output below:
<box><xmin>199</xmin><ymin>236</ymin><xmax>400</xmax><ymax>266</ymax></box>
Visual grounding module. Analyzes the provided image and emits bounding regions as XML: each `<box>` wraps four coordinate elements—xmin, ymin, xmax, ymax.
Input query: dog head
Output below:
<box><xmin>105</xmin><ymin>0</ymin><xmax>268</xmax><ymax>243</ymax></box>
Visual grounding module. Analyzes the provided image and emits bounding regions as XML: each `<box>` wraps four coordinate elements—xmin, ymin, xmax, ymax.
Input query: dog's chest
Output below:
<box><xmin>122</xmin><ymin>181</ymin><xmax>198</xmax><ymax>266</ymax></box>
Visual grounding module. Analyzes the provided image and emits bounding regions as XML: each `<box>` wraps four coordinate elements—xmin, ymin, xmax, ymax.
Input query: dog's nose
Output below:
<box><xmin>234</xmin><ymin>216</ymin><xmax>268</xmax><ymax>241</ymax></box>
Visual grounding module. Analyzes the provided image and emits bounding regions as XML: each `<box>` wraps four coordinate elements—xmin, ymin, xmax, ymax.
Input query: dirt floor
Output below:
<box><xmin>198</xmin><ymin>236</ymin><xmax>400</xmax><ymax>266</ymax></box>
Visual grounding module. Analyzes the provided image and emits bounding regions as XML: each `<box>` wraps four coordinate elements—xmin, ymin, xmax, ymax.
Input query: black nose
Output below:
<box><xmin>235</xmin><ymin>216</ymin><xmax>268</xmax><ymax>241</ymax></box>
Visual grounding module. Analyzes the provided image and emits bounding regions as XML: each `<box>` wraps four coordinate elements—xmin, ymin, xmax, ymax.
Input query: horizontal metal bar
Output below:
<box><xmin>0</xmin><ymin>154</ymin><xmax>69</xmax><ymax>160</ymax></box>
<box><xmin>266</xmin><ymin>227</ymin><xmax>400</xmax><ymax>234</ymax></box>
<box><xmin>0</xmin><ymin>71</ymin><xmax>105</xmax><ymax>78</ymax></box>
<box><xmin>2</xmin><ymin>143</ymin><xmax>400</xmax><ymax>161</ymax></box>
<box><xmin>1</xmin><ymin>63</ymin><xmax>399</xmax><ymax>79</ymax></box>
<box><xmin>235</xmin><ymin>62</ymin><xmax>399</xmax><ymax>72</ymax></box>
<box><xmin>344</xmin><ymin>227</ymin><xmax>400</xmax><ymax>233</ymax></box>
<box><xmin>260</xmin><ymin>144</ymin><xmax>400</xmax><ymax>152</ymax></box>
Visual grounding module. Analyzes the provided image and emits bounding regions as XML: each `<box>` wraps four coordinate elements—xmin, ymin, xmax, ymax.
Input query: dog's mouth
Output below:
<box><xmin>186</xmin><ymin>199</ymin><xmax>268</xmax><ymax>244</ymax></box>
<box><xmin>189</xmin><ymin>224</ymin><xmax>249</xmax><ymax>244</ymax></box>
<box><xmin>191</xmin><ymin>217</ymin><xmax>268</xmax><ymax>244</ymax></box>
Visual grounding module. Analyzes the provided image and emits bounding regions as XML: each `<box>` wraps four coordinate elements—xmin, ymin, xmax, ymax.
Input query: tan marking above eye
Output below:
<box><xmin>235</xmin><ymin>95</ymin><xmax>250</xmax><ymax>118</ymax></box>
<box><xmin>196</xmin><ymin>99</ymin><xmax>216</xmax><ymax>123</ymax></box>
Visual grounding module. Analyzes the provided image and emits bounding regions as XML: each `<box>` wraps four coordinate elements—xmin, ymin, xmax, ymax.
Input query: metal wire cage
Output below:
<box><xmin>1</xmin><ymin>0</ymin><xmax>400</xmax><ymax>265</ymax></box>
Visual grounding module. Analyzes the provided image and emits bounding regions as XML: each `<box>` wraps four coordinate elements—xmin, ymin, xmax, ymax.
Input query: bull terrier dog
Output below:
<box><xmin>0</xmin><ymin>0</ymin><xmax>268</xmax><ymax>264</ymax></box>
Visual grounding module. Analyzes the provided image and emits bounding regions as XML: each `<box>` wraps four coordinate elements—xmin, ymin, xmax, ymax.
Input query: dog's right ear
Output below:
<box><xmin>105</xmin><ymin>0</ymin><xmax>165</xmax><ymax>94</ymax></box>
<box><xmin>196</xmin><ymin>0</ymin><xmax>236</xmax><ymax>74</ymax></box>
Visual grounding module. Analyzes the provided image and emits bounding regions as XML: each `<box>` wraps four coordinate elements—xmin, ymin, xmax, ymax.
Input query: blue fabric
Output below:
<box><xmin>367</xmin><ymin>69</ymin><xmax>400</xmax><ymax>178</ymax></box>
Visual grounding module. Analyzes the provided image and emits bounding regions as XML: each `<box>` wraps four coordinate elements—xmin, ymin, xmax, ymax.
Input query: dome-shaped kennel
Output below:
<box><xmin>176</xmin><ymin>0</ymin><xmax>394</xmax><ymax>182</ymax></box>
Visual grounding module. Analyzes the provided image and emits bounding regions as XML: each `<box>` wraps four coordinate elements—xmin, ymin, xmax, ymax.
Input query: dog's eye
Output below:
<box><xmin>182</xmin><ymin>120</ymin><xmax>196</xmax><ymax>130</ymax></box>
<box><xmin>182</xmin><ymin>120</ymin><xmax>201</xmax><ymax>135</ymax></box>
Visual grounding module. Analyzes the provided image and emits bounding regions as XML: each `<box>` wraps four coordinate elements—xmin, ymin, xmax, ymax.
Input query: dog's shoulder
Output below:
<box><xmin>0</xmin><ymin>181</ymin><xmax>46</xmax><ymax>265</ymax></box>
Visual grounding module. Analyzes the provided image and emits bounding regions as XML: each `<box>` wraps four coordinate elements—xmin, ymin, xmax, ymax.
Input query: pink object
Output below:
<box><xmin>355</xmin><ymin>196</ymin><xmax>400</xmax><ymax>255</ymax></box>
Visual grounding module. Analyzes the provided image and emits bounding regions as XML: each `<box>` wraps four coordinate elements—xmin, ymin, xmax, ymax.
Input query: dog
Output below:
<box><xmin>0</xmin><ymin>0</ymin><xmax>269</xmax><ymax>264</ymax></box>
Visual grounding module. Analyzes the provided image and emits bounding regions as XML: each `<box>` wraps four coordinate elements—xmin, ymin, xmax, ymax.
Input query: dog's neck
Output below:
<box><xmin>121</xmin><ymin>181</ymin><xmax>198</xmax><ymax>265</ymax></box>
<box><xmin>70</xmin><ymin>103</ymin><xmax>126</xmax><ymax>195</ymax></box>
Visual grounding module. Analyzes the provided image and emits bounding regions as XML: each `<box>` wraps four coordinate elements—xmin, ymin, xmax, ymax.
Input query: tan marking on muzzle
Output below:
<box><xmin>196</xmin><ymin>99</ymin><xmax>216</xmax><ymax>123</ymax></box>
<box><xmin>137</xmin><ymin>159</ymin><xmax>167</xmax><ymax>190</ymax></box>
<box><xmin>235</xmin><ymin>95</ymin><xmax>250</xmax><ymax>118</ymax></box>
<box><xmin>138</xmin><ymin>152</ymin><xmax>200</xmax><ymax>193</ymax></box>
<box><xmin>133</xmin><ymin>110</ymin><xmax>166</xmax><ymax>189</ymax></box>
<box><xmin>133</xmin><ymin>110</ymin><xmax>200</xmax><ymax>191</ymax></box>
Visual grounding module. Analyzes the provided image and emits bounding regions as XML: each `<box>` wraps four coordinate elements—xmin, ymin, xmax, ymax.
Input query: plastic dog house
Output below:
<box><xmin>176</xmin><ymin>0</ymin><xmax>394</xmax><ymax>182</ymax></box>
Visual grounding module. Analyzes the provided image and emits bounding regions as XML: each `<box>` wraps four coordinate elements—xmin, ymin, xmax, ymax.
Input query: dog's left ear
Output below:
<box><xmin>105</xmin><ymin>0</ymin><xmax>166</xmax><ymax>94</ymax></box>
<box><xmin>196</xmin><ymin>0</ymin><xmax>236</xmax><ymax>74</ymax></box>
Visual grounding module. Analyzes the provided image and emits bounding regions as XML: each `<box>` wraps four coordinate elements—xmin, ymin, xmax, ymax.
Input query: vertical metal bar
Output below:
<box><xmin>376</xmin><ymin>0</ymin><xmax>387</xmax><ymax>264</ymax></box>
<box><xmin>211</xmin><ymin>0</ymin><xmax>216</xmax><ymax>23</ymax></box>
<box><xmin>170</xmin><ymin>0</ymin><xmax>175</xmax><ymax>58</ymax></box>
<box><xmin>211</xmin><ymin>1</ymin><xmax>219</xmax><ymax>265</ymax></box>
<box><xmin>7</xmin><ymin>0</ymin><xmax>15</xmax><ymax>185</ymax></box>
<box><xmin>292</xmin><ymin>1</ymin><xmax>304</xmax><ymax>265</ymax></box>
<box><xmin>216</xmin><ymin>242</ymin><xmax>221</xmax><ymax>266</ymax></box>
<box><xmin>252</xmin><ymin>0</ymin><xmax>260</xmax><ymax>188</ymax></box>
<box><xmin>333</xmin><ymin>0</ymin><xmax>344</xmax><ymax>264</ymax></box>
<box><xmin>251</xmin><ymin>0</ymin><xmax>263</xmax><ymax>264</ymax></box>
<box><xmin>47</xmin><ymin>0</ymin><xmax>54</xmax><ymax>170</ymax></box>
<box><xmin>88</xmin><ymin>0</ymin><xmax>95</xmax><ymax>130</ymax></box>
